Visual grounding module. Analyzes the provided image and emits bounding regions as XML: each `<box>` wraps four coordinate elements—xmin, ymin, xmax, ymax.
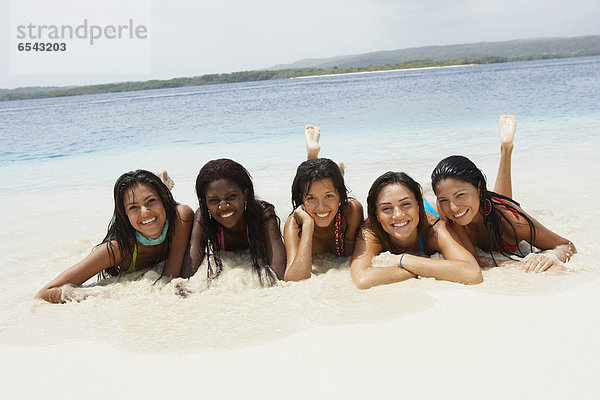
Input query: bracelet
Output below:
<box><xmin>398</xmin><ymin>253</ymin><xmax>405</xmax><ymax>269</ymax></box>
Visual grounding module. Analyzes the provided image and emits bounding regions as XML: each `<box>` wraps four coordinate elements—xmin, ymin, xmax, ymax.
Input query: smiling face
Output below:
<box><xmin>434</xmin><ymin>178</ymin><xmax>481</xmax><ymax>225</ymax></box>
<box><xmin>123</xmin><ymin>183</ymin><xmax>167</xmax><ymax>239</ymax></box>
<box><xmin>302</xmin><ymin>178</ymin><xmax>340</xmax><ymax>228</ymax></box>
<box><xmin>205</xmin><ymin>179</ymin><xmax>247</xmax><ymax>231</ymax></box>
<box><xmin>375</xmin><ymin>183</ymin><xmax>420</xmax><ymax>244</ymax></box>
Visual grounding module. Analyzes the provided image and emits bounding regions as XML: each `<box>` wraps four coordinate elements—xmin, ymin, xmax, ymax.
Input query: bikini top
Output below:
<box><xmin>490</xmin><ymin>196</ymin><xmax>520</xmax><ymax>252</ymax></box>
<box><xmin>216</xmin><ymin>225</ymin><xmax>265</xmax><ymax>252</ymax></box>
<box><xmin>127</xmin><ymin>220</ymin><xmax>170</xmax><ymax>273</ymax></box>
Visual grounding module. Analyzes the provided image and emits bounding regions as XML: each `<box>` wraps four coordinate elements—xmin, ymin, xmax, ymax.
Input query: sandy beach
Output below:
<box><xmin>1</xmin><ymin>56</ymin><xmax>599</xmax><ymax>399</ymax></box>
<box><xmin>3</xmin><ymin>272</ymin><xmax>599</xmax><ymax>399</ymax></box>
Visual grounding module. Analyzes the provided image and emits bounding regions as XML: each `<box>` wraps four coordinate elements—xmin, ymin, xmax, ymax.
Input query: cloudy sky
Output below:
<box><xmin>1</xmin><ymin>0</ymin><xmax>599</xmax><ymax>89</ymax></box>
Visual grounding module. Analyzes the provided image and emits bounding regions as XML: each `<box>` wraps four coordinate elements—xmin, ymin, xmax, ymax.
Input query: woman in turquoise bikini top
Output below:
<box><xmin>36</xmin><ymin>170</ymin><xmax>193</xmax><ymax>303</ymax></box>
<box><xmin>350</xmin><ymin>171</ymin><xmax>482</xmax><ymax>289</ymax></box>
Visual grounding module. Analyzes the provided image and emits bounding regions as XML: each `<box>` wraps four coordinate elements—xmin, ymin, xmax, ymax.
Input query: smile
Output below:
<box><xmin>220</xmin><ymin>211</ymin><xmax>234</xmax><ymax>218</ymax></box>
<box><xmin>391</xmin><ymin>221</ymin><xmax>409</xmax><ymax>228</ymax></box>
<box><xmin>454</xmin><ymin>209</ymin><xmax>468</xmax><ymax>218</ymax></box>
<box><xmin>315</xmin><ymin>212</ymin><xmax>331</xmax><ymax>220</ymax></box>
<box><xmin>141</xmin><ymin>217</ymin><xmax>157</xmax><ymax>225</ymax></box>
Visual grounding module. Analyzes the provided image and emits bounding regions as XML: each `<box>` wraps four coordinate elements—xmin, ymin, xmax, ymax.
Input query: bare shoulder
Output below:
<box><xmin>493</xmin><ymin>197</ymin><xmax>527</xmax><ymax>222</ymax></box>
<box><xmin>345</xmin><ymin>197</ymin><xmax>364</xmax><ymax>214</ymax></box>
<box><xmin>86</xmin><ymin>239</ymin><xmax>122</xmax><ymax>268</ymax></box>
<box><xmin>344</xmin><ymin>198</ymin><xmax>364</xmax><ymax>224</ymax></box>
<box><xmin>176</xmin><ymin>203</ymin><xmax>194</xmax><ymax>220</ymax></box>
<box><xmin>357</xmin><ymin>226</ymin><xmax>379</xmax><ymax>242</ymax></box>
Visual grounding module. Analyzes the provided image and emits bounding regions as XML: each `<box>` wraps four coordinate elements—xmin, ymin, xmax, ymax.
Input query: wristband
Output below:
<box><xmin>398</xmin><ymin>253</ymin><xmax>405</xmax><ymax>269</ymax></box>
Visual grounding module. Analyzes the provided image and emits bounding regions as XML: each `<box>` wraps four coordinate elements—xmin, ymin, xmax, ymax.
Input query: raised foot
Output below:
<box><xmin>305</xmin><ymin>124</ymin><xmax>321</xmax><ymax>160</ymax></box>
<box><xmin>157</xmin><ymin>169</ymin><xmax>175</xmax><ymax>191</ymax></box>
<box><xmin>499</xmin><ymin>115</ymin><xmax>517</xmax><ymax>150</ymax></box>
<box><xmin>336</xmin><ymin>161</ymin><xmax>345</xmax><ymax>177</ymax></box>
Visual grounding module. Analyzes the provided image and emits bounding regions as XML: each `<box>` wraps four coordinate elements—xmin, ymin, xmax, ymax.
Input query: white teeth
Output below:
<box><xmin>392</xmin><ymin>221</ymin><xmax>409</xmax><ymax>228</ymax></box>
<box><xmin>454</xmin><ymin>210</ymin><xmax>468</xmax><ymax>218</ymax></box>
<box><xmin>141</xmin><ymin>217</ymin><xmax>157</xmax><ymax>225</ymax></box>
<box><xmin>316</xmin><ymin>212</ymin><xmax>330</xmax><ymax>218</ymax></box>
<box><xmin>220</xmin><ymin>211</ymin><xmax>234</xmax><ymax>218</ymax></box>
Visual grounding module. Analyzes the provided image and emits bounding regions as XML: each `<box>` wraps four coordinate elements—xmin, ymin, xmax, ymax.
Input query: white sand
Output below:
<box><xmin>1</xmin><ymin>114</ymin><xmax>598</xmax><ymax>399</ymax></box>
<box><xmin>3</xmin><ymin>275</ymin><xmax>598</xmax><ymax>399</ymax></box>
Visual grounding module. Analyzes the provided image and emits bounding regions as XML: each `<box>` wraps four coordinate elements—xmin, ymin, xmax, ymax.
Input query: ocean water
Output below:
<box><xmin>0</xmin><ymin>56</ymin><xmax>599</xmax><ymax>352</ymax></box>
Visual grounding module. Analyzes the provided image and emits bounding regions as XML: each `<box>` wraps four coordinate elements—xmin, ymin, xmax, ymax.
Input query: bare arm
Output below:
<box><xmin>264</xmin><ymin>216</ymin><xmax>286</xmax><ymax>280</ymax></box>
<box><xmin>446</xmin><ymin>221</ymin><xmax>498</xmax><ymax>268</ymax></box>
<box><xmin>283</xmin><ymin>207</ymin><xmax>315</xmax><ymax>281</ymax></box>
<box><xmin>403</xmin><ymin>221</ymin><xmax>482</xmax><ymax>284</ymax></box>
<box><xmin>35</xmin><ymin>241</ymin><xmax>120</xmax><ymax>303</ymax></box>
<box><xmin>180</xmin><ymin>208</ymin><xmax>207</xmax><ymax>279</ymax></box>
<box><xmin>342</xmin><ymin>198</ymin><xmax>364</xmax><ymax>256</ymax></box>
<box><xmin>349</xmin><ymin>228</ymin><xmax>416</xmax><ymax>290</ymax></box>
<box><xmin>511</xmin><ymin>210</ymin><xmax>576</xmax><ymax>272</ymax></box>
<box><xmin>162</xmin><ymin>204</ymin><xmax>194</xmax><ymax>278</ymax></box>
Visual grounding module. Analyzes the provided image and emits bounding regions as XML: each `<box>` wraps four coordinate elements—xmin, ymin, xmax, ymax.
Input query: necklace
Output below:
<box><xmin>135</xmin><ymin>220</ymin><xmax>169</xmax><ymax>246</ymax></box>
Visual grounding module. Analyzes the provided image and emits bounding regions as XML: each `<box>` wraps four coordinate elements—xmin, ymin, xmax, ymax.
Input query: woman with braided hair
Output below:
<box><xmin>182</xmin><ymin>159</ymin><xmax>285</xmax><ymax>285</ymax></box>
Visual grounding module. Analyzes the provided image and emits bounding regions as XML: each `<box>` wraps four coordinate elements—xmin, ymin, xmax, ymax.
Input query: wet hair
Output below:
<box><xmin>431</xmin><ymin>155</ymin><xmax>535</xmax><ymax>262</ymax></box>
<box><xmin>366</xmin><ymin>171</ymin><xmax>431</xmax><ymax>254</ymax></box>
<box><xmin>291</xmin><ymin>157</ymin><xmax>349</xmax><ymax>220</ymax></box>
<box><xmin>101</xmin><ymin>169</ymin><xmax>178</xmax><ymax>278</ymax></box>
<box><xmin>195</xmin><ymin>158</ymin><xmax>279</xmax><ymax>286</ymax></box>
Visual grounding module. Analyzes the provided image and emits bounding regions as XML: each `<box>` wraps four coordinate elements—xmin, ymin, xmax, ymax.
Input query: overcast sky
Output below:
<box><xmin>1</xmin><ymin>0</ymin><xmax>599</xmax><ymax>89</ymax></box>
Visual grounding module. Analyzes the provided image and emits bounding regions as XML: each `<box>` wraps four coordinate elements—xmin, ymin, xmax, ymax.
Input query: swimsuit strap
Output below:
<box><xmin>217</xmin><ymin>224</ymin><xmax>264</xmax><ymax>252</ymax></box>
<box><xmin>334</xmin><ymin>211</ymin><xmax>344</xmax><ymax>257</ymax></box>
<box><xmin>217</xmin><ymin>225</ymin><xmax>225</xmax><ymax>250</ymax></box>
<box><xmin>491</xmin><ymin>196</ymin><xmax>519</xmax><ymax>219</ymax></box>
<box><xmin>423</xmin><ymin>198</ymin><xmax>439</xmax><ymax>218</ymax></box>
<box><xmin>127</xmin><ymin>243</ymin><xmax>138</xmax><ymax>273</ymax></box>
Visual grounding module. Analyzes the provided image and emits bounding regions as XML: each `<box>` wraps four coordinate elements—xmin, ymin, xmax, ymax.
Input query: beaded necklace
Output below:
<box><xmin>334</xmin><ymin>211</ymin><xmax>344</xmax><ymax>257</ymax></box>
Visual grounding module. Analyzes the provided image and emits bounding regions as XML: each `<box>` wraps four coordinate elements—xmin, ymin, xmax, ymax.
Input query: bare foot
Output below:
<box><xmin>499</xmin><ymin>115</ymin><xmax>516</xmax><ymax>152</ymax></box>
<box><xmin>157</xmin><ymin>169</ymin><xmax>175</xmax><ymax>191</ymax></box>
<box><xmin>305</xmin><ymin>125</ymin><xmax>321</xmax><ymax>160</ymax></box>
<box><xmin>336</xmin><ymin>161</ymin><xmax>345</xmax><ymax>177</ymax></box>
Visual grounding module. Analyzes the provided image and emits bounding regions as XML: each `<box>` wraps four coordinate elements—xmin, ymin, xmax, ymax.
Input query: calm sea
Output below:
<box><xmin>1</xmin><ymin>56</ymin><xmax>599</xmax><ymax>193</ymax></box>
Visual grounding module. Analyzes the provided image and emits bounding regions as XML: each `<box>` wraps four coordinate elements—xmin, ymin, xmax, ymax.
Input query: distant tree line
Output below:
<box><xmin>0</xmin><ymin>53</ymin><xmax>595</xmax><ymax>102</ymax></box>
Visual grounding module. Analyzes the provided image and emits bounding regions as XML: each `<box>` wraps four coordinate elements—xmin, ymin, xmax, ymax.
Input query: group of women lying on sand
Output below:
<box><xmin>37</xmin><ymin>115</ymin><xmax>576</xmax><ymax>303</ymax></box>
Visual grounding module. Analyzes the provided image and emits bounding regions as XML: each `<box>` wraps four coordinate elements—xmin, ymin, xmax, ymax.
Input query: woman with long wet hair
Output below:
<box><xmin>350</xmin><ymin>171</ymin><xmax>482</xmax><ymax>289</ymax></box>
<box><xmin>284</xmin><ymin>126</ymin><xmax>364</xmax><ymax>281</ymax></box>
<box><xmin>431</xmin><ymin>155</ymin><xmax>575</xmax><ymax>271</ymax></box>
<box><xmin>36</xmin><ymin>170</ymin><xmax>194</xmax><ymax>303</ymax></box>
<box><xmin>431</xmin><ymin>116</ymin><xmax>576</xmax><ymax>272</ymax></box>
<box><xmin>182</xmin><ymin>158</ymin><xmax>285</xmax><ymax>286</ymax></box>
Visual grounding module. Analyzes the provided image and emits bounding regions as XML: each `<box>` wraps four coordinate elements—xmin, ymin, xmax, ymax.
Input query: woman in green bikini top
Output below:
<box><xmin>36</xmin><ymin>170</ymin><xmax>194</xmax><ymax>303</ymax></box>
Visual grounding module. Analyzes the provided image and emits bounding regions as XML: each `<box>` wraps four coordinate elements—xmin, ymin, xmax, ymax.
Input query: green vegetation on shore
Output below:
<box><xmin>0</xmin><ymin>53</ymin><xmax>594</xmax><ymax>102</ymax></box>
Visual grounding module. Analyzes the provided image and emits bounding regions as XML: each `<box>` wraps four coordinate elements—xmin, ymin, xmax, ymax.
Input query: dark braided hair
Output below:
<box><xmin>431</xmin><ymin>155</ymin><xmax>536</xmax><ymax>264</ymax></box>
<box><xmin>195</xmin><ymin>159</ymin><xmax>279</xmax><ymax>286</ymax></box>
<box><xmin>366</xmin><ymin>172</ymin><xmax>431</xmax><ymax>255</ymax></box>
<box><xmin>100</xmin><ymin>169</ymin><xmax>177</xmax><ymax>279</ymax></box>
